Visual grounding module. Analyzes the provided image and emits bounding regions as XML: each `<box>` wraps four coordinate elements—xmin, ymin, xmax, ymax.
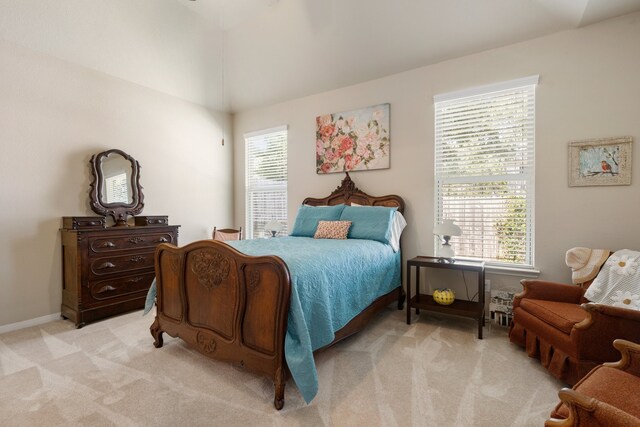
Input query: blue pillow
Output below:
<box><xmin>290</xmin><ymin>204</ymin><xmax>346</xmax><ymax>237</ymax></box>
<box><xmin>339</xmin><ymin>205</ymin><xmax>398</xmax><ymax>244</ymax></box>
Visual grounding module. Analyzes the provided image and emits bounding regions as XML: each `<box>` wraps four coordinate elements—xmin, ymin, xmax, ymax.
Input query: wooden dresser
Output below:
<box><xmin>61</xmin><ymin>218</ymin><xmax>179</xmax><ymax>327</ymax></box>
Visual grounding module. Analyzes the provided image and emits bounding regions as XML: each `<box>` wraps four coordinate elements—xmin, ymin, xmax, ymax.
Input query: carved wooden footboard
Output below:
<box><xmin>150</xmin><ymin>173</ymin><xmax>405</xmax><ymax>410</ymax></box>
<box><xmin>150</xmin><ymin>240</ymin><xmax>292</xmax><ymax>409</ymax></box>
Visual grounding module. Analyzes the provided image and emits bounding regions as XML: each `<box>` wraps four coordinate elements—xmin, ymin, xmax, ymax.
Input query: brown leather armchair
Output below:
<box><xmin>545</xmin><ymin>339</ymin><xmax>640</xmax><ymax>426</ymax></box>
<box><xmin>509</xmin><ymin>279</ymin><xmax>640</xmax><ymax>385</ymax></box>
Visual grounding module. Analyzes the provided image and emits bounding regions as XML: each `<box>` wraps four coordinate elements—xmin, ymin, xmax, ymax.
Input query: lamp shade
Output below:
<box><xmin>433</xmin><ymin>219</ymin><xmax>461</xmax><ymax>237</ymax></box>
<box><xmin>264</xmin><ymin>220</ymin><xmax>283</xmax><ymax>233</ymax></box>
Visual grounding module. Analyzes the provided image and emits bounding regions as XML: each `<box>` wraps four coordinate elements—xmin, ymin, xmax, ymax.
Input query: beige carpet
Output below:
<box><xmin>0</xmin><ymin>307</ymin><xmax>564</xmax><ymax>426</ymax></box>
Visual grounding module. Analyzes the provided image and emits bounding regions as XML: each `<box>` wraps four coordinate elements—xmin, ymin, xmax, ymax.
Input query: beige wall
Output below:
<box><xmin>233</xmin><ymin>13</ymin><xmax>640</xmax><ymax>294</ymax></box>
<box><xmin>0</xmin><ymin>39</ymin><xmax>233</xmax><ymax>326</ymax></box>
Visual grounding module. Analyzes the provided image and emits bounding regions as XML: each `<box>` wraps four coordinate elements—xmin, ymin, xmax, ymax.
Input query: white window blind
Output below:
<box><xmin>245</xmin><ymin>126</ymin><xmax>288</xmax><ymax>239</ymax></box>
<box><xmin>434</xmin><ymin>76</ymin><xmax>538</xmax><ymax>267</ymax></box>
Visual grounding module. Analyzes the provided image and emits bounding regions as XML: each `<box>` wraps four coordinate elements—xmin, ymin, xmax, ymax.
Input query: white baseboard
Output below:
<box><xmin>0</xmin><ymin>313</ymin><xmax>62</xmax><ymax>335</ymax></box>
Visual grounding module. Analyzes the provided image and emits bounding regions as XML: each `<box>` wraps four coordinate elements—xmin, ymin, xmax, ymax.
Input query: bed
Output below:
<box><xmin>149</xmin><ymin>173</ymin><xmax>405</xmax><ymax>409</ymax></box>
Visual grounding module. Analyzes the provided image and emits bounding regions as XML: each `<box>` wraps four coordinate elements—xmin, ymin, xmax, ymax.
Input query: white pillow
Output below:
<box><xmin>350</xmin><ymin>202</ymin><xmax>406</xmax><ymax>252</ymax></box>
<box><xmin>584</xmin><ymin>249</ymin><xmax>640</xmax><ymax>310</ymax></box>
<box><xmin>389</xmin><ymin>211</ymin><xmax>406</xmax><ymax>252</ymax></box>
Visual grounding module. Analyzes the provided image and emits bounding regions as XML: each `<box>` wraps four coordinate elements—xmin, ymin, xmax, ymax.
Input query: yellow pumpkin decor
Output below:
<box><xmin>433</xmin><ymin>288</ymin><xmax>455</xmax><ymax>305</ymax></box>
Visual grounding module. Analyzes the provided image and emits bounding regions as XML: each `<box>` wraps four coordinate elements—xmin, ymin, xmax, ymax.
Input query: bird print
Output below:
<box><xmin>601</xmin><ymin>160</ymin><xmax>613</xmax><ymax>174</ymax></box>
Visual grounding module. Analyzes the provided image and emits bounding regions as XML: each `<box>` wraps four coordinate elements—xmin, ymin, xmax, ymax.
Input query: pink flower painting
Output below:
<box><xmin>316</xmin><ymin>103</ymin><xmax>390</xmax><ymax>174</ymax></box>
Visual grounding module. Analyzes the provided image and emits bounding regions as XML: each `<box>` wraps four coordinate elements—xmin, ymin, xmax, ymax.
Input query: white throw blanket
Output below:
<box><xmin>584</xmin><ymin>249</ymin><xmax>640</xmax><ymax>310</ymax></box>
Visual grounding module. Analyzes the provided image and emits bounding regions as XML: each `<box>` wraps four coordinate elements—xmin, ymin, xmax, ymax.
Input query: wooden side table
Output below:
<box><xmin>406</xmin><ymin>256</ymin><xmax>486</xmax><ymax>339</ymax></box>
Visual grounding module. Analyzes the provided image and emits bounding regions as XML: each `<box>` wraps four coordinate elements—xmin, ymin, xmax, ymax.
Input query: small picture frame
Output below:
<box><xmin>568</xmin><ymin>136</ymin><xmax>633</xmax><ymax>187</ymax></box>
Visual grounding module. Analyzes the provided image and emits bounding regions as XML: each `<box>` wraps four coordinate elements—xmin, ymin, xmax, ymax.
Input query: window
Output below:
<box><xmin>245</xmin><ymin>126</ymin><xmax>288</xmax><ymax>239</ymax></box>
<box><xmin>434</xmin><ymin>76</ymin><xmax>538</xmax><ymax>267</ymax></box>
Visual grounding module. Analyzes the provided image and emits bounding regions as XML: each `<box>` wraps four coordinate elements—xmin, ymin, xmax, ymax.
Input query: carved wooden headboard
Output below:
<box><xmin>302</xmin><ymin>173</ymin><xmax>405</xmax><ymax>214</ymax></box>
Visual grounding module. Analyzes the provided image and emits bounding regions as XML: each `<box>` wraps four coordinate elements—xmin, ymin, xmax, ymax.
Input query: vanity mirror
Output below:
<box><xmin>89</xmin><ymin>149</ymin><xmax>144</xmax><ymax>225</ymax></box>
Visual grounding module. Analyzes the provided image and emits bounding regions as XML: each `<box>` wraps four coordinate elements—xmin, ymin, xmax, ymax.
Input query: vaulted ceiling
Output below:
<box><xmin>1</xmin><ymin>1</ymin><xmax>639</xmax><ymax>113</ymax></box>
<box><xmin>188</xmin><ymin>0</ymin><xmax>640</xmax><ymax>111</ymax></box>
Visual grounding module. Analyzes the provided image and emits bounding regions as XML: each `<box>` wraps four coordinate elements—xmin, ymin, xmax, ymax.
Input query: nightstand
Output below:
<box><xmin>406</xmin><ymin>256</ymin><xmax>486</xmax><ymax>339</ymax></box>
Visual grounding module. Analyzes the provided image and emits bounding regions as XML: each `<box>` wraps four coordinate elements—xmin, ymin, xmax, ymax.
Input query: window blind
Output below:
<box><xmin>434</xmin><ymin>76</ymin><xmax>537</xmax><ymax>267</ymax></box>
<box><xmin>245</xmin><ymin>126</ymin><xmax>288</xmax><ymax>239</ymax></box>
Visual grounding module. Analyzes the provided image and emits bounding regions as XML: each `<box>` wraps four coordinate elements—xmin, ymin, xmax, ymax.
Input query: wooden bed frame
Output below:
<box><xmin>150</xmin><ymin>173</ymin><xmax>405</xmax><ymax>409</ymax></box>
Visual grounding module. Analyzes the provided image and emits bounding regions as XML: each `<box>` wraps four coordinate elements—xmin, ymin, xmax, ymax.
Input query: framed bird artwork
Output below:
<box><xmin>568</xmin><ymin>136</ymin><xmax>633</xmax><ymax>186</ymax></box>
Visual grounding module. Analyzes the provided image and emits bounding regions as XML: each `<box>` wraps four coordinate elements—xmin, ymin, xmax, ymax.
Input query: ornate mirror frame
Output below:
<box><xmin>89</xmin><ymin>149</ymin><xmax>144</xmax><ymax>226</ymax></box>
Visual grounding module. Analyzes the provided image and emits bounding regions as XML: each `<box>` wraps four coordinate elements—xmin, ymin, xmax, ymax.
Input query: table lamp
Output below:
<box><xmin>433</xmin><ymin>219</ymin><xmax>462</xmax><ymax>259</ymax></box>
<box><xmin>264</xmin><ymin>220</ymin><xmax>283</xmax><ymax>237</ymax></box>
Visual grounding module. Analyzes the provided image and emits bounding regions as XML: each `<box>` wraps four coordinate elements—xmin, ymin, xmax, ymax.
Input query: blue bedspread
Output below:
<box><xmin>146</xmin><ymin>236</ymin><xmax>400</xmax><ymax>403</ymax></box>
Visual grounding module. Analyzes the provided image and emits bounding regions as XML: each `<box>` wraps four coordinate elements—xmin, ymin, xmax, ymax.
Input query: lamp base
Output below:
<box><xmin>438</xmin><ymin>243</ymin><xmax>454</xmax><ymax>258</ymax></box>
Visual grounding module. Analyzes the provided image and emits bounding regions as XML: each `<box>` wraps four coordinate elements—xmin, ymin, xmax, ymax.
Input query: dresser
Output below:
<box><xmin>61</xmin><ymin>219</ymin><xmax>179</xmax><ymax>327</ymax></box>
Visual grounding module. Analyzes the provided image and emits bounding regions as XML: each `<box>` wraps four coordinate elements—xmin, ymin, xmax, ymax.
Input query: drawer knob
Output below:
<box><xmin>100</xmin><ymin>241</ymin><xmax>116</xmax><ymax>248</ymax></box>
<box><xmin>96</xmin><ymin>285</ymin><xmax>116</xmax><ymax>294</ymax></box>
<box><xmin>129</xmin><ymin>256</ymin><xmax>145</xmax><ymax>263</ymax></box>
<box><xmin>96</xmin><ymin>262</ymin><xmax>116</xmax><ymax>270</ymax></box>
<box><xmin>159</xmin><ymin>237</ymin><xmax>168</xmax><ymax>243</ymax></box>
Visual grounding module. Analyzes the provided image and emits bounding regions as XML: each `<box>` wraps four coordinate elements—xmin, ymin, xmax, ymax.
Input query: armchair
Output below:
<box><xmin>509</xmin><ymin>279</ymin><xmax>640</xmax><ymax>385</ymax></box>
<box><xmin>545</xmin><ymin>339</ymin><xmax>640</xmax><ymax>426</ymax></box>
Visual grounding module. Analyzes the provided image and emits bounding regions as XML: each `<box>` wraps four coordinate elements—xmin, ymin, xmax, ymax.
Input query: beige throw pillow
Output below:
<box><xmin>314</xmin><ymin>220</ymin><xmax>352</xmax><ymax>240</ymax></box>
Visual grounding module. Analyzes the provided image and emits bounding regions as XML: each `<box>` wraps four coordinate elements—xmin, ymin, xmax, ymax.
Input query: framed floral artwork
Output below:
<box><xmin>568</xmin><ymin>136</ymin><xmax>633</xmax><ymax>186</ymax></box>
<box><xmin>316</xmin><ymin>103</ymin><xmax>390</xmax><ymax>174</ymax></box>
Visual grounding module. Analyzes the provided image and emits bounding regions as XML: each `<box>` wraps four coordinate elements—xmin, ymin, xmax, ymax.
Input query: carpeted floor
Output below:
<box><xmin>0</xmin><ymin>307</ymin><xmax>564</xmax><ymax>426</ymax></box>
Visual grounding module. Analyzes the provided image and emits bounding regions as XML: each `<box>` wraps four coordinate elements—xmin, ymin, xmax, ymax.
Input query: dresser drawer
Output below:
<box><xmin>62</xmin><ymin>216</ymin><xmax>106</xmax><ymax>230</ymax></box>
<box><xmin>89</xmin><ymin>232</ymin><xmax>175</xmax><ymax>254</ymax></box>
<box><xmin>61</xmin><ymin>222</ymin><xmax>178</xmax><ymax>327</ymax></box>
<box><xmin>134</xmin><ymin>216</ymin><xmax>169</xmax><ymax>226</ymax></box>
<box><xmin>88</xmin><ymin>272</ymin><xmax>155</xmax><ymax>301</ymax></box>
<box><xmin>89</xmin><ymin>251</ymin><xmax>155</xmax><ymax>276</ymax></box>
